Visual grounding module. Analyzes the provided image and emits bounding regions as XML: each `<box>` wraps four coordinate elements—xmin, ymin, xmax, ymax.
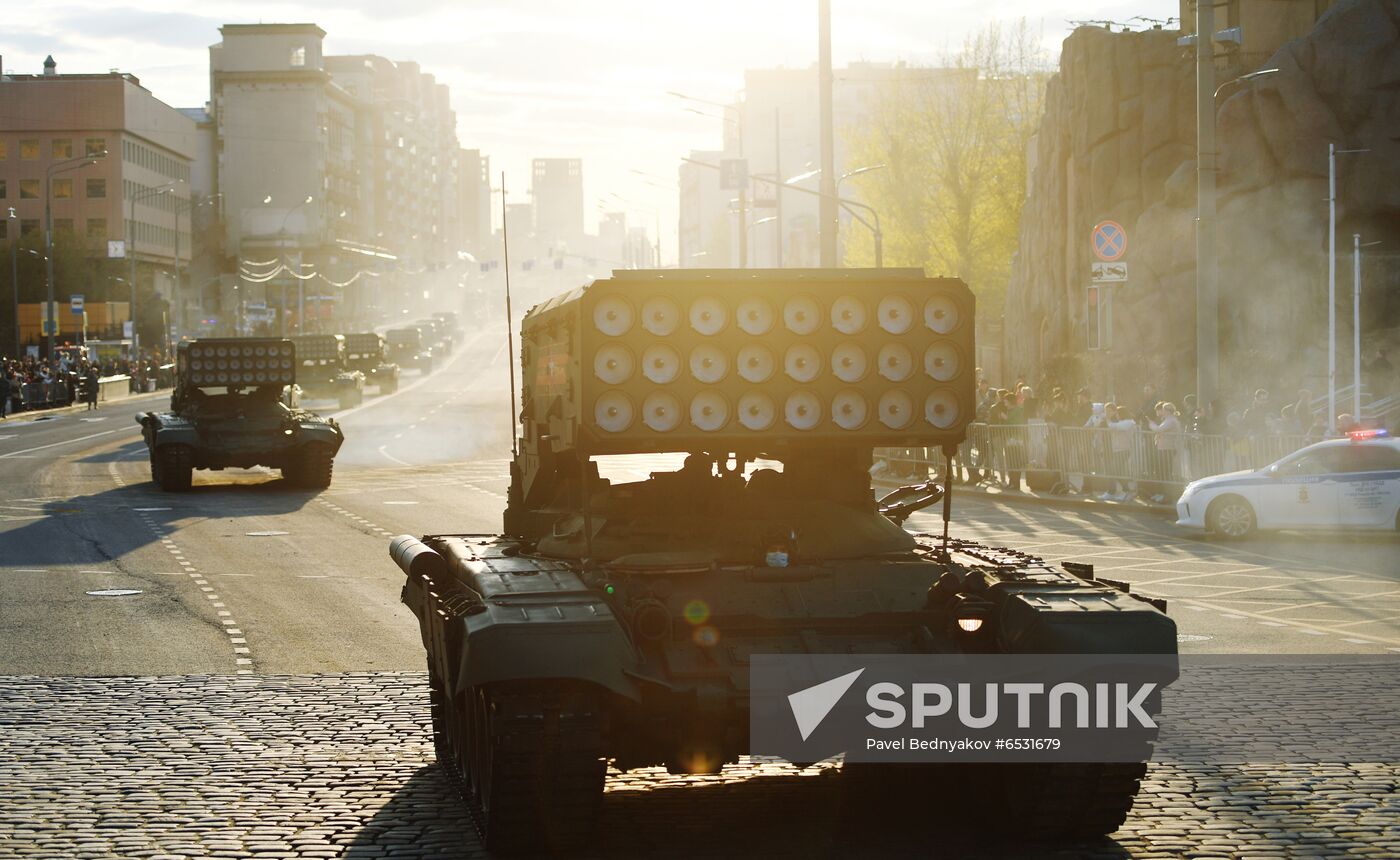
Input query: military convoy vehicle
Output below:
<box><xmin>433</xmin><ymin>310</ymin><xmax>463</xmax><ymax>340</ymax></box>
<box><xmin>342</xmin><ymin>332</ymin><xmax>400</xmax><ymax>395</ymax></box>
<box><xmin>290</xmin><ymin>334</ymin><xmax>365</xmax><ymax>410</ymax></box>
<box><xmin>391</xmin><ymin>269</ymin><xmax>1177</xmax><ymax>852</ymax></box>
<box><xmin>385</xmin><ymin>326</ymin><xmax>434</xmax><ymax>375</ymax></box>
<box><xmin>415</xmin><ymin>317</ymin><xmax>455</xmax><ymax>357</ymax></box>
<box><xmin>136</xmin><ymin>338</ymin><xmax>344</xmax><ymax>491</ymax></box>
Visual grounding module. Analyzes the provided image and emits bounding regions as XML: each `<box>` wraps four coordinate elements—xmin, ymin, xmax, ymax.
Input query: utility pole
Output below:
<box><xmin>9</xmin><ymin>208</ymin><xmax>18</xmax><ymax>357</ymax></box>
<box><xmin>737</xmin><ymin>187</ymin><xmax>748</xmax><ymax>268</ymax></box>
<box><xmin>817</xmin><ymin>0</ymin><xmax>838</xmax><ymax>267</ymax></box>
<box><xmin>1328</xmin><ymin>142</ymin><xmax>1337</xmax><ymax>434</ymax></box>
<box><xmin>1194</xmin><ymin>0</ymin><xmax>1218</xmax><ymax>410</ymax></box>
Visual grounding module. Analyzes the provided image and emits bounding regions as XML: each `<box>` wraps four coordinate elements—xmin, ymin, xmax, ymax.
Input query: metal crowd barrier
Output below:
<box><xmin>876</xmin><ymin>424</ymin><xmax>1315</xmax><ymax>496</ymax></box>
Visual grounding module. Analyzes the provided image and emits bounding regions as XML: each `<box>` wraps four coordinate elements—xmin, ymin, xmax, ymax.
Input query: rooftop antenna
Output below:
<box><xmin>500</xmin><ymin>171</ymin><xmax>518</xmax><ymax>459</ymax></box>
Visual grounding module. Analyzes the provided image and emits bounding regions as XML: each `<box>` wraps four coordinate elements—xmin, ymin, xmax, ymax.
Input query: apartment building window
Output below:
<box><xmin>20</xmin><ymin>219</ymin><xmax>39</xmax><ymax>236</ymax></box>
<box><xmin>0</xmin><ymin>179</ymin><xmax>6</xmax><ymax>199</ymax></box>
<box><xmin>20</xmin><ymin>179</ymin><xmax>40</xmax><ymax>199</ymax></box>
<box><xmin>87</xmin><ymin>218</ymin><xmax>106</xmax><ymax>239</ymax></box>
<box><xmin>20</xmin><ymin>140</ymin><xmax>40</xmax><ymax>160</ymax></box>
<box><xmin>52</xmin><ymin>139</ymin><xmax>73</xmax><ymax>159</ymax></box>
<box><xmin>53</xmin><ymin>178</ymin><xmax>73</xmax><ymax>199</ymax></box>
<box><xmin>85</xmin><ymin>137</ymin><xmax>106</xmax><ymax>157</ymax></box>
<box><xmin>290</xmin><ymin>47</ymin><xmax>306</xmax><ymax>67</ymax></box>
<box><xmin>86</xmin><ymin>178</ymin><xmax>106</xmax><ymax>199</ymax></box>
<box><xmin>54</xmin><ymin>218</ymin><xmax>73</xmax><ymax>235</ymax></box>
<box><xmin>0</xmin><ymin>140</ymin><xmax>7</xmax><ymax>159</ymax></box>
<box><xmin>0</xmin><ymin>221</ymin><xmax>6</xmax><ymax>240</ymax></box>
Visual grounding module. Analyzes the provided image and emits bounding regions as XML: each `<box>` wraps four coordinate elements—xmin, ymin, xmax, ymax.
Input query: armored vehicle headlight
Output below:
<box><xmin>925</xmin><ymin>389</ymin><xmax>960</xmax><ymax>429</ymax></box>
<box><xmin>594</xmin><ymin>344</ymin><xmax>635</xmax><ymax>385</ymax></box>
<box><xmin>878</xmin><ymin>343</ymin><xmax>914</xmax><ymax>382</ymax></box>
<box><xmin>879</xmin><ymin>390</ymin><xmax>914</xmax><ymax>429</ymax></box>
<box><xmin>690</xmin><ymin>391</ymin><xmax>730</xmax><ymax>432</ymax></box>
<box><xmin>957</xmin><ymin>618</ymin><xmax>984</xmax><ymax>633</ymax></box>
<box><xmin>924</xmin><ymin>344</ymin><xmax>959</xmax><ymax>381</ymax></box>
<box><xmin>738</xmin><ymin>392</ymin><xmax>776</xmax><ymax>431</ymax></box>
<box><xmin>736</xmin><ymin>298</ymin><xmax>775</xmax><ymax>336</ymax></box>
<box><xmin>832</xmin><ymin>389</ymin><xmax>869</xmax><ymax>430</ymax></box>
<box><xmin>877</xmin><ymin>294</ymin><xmax>915</xmax><ymax>334</ymax></box>
<box><xmin>641</xmin><ymin>296</ymin><xmax>680</xmax><ymax>336</ymax></box>
<box><xmin>642</xmin><ymin>392</ymin><xmax>681</xmax><ymax>432</ymax></box>
<box><xmin>689</xmin><ymin>345</ymin><xmax>728</xmax><ymax>384</ymax></box>
<box><xmin>831</xmin><ymin>342</ymin><xmax>868</xmax><ymax>383</ymax></box>
<box><xmin>593</xmin><ymin>296</ymin><xmax>634</xmax><ymax>337</ymax></box>
<box><xmin>688</xmin><ymin>296</ymin><xmax>727</xmax><ymax>336</ymax></box>
<box><xmin>924</xmin><ymin>292</ymin><xmax>961</xmax><ymax>334</ymax></box>
<box><xmin>830</xmin><ymin>295</ymin><xmax>867</xmax><ymax>334</ymax></box>
<box><xmin>731</xmin><ymin>344</ymin><xmax>770</xmax><ymax>384</ymax></box>
<box><xmin>784</xmin><ymin>390</ymin><xmax>821</xmax><ymax>430</ymax></box>
<box><xmin>642</xmin><ymin>344</ymin><xmax>681</xmax><ymax>384</ymax></box>
<box><xmin>784</xmin><ymin>344</ymin><xmax>821</xmax><ymax>383</ymax></box>
<box><xmin>783</xmin><ymin>295</ymin><xmax>820</xmax><ymax>335</ymax></box>
<box><xmin>595</xmin><ymin>391</ymin><xmax>634</xmax><ymax>433</ymax></box>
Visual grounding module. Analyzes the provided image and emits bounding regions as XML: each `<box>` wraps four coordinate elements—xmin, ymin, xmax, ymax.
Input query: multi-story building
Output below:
<box><xmin>455</xmin><ymin>148</ymin><xmax>491</xmax><ymax>259</ymax></box>
<box><xmin>210</xmin><ymin>24</ymin><xmax>473</xmax><ymax>330</ymax></box>
<box><xmin>0</xmin><ymin>55</ymin><xmax>197</xmax><ymax>350</ymax></box>
<box><xmin>679</xmin><ymin>62</ymin><xmax>954</xmax><ymax>268</ymax></box>
<box><xmin>530</xmin><ymin>158</ymin><xmax>583</xmax><ymax>248</ymax></box>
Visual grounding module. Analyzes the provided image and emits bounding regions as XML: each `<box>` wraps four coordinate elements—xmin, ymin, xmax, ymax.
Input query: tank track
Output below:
<box><xmin>431</xmin><ymin>681</ymin><xmax>606</xmax><ymax>853</ymax></box>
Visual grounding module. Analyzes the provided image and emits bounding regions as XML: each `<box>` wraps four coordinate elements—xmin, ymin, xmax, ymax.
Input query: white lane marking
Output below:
<box><xmin>245</xmin><ymin>530</ymin><xmax>289</xmax><ymax>537</ymax></box>
<box><xmin>0</xmin><ymin>435</ymin><xmax>16</xmax><ymax>441</ymax></box>
<box><xmin>377</xmin><ymin>445</ymin><xmax>413</xmax><ymax>467</ymax></box>
<box><xmin>78</xmin><ymin>417</ymin><xmax>108</xmax><ymax>423</ymax></box>
<box><xmin>12</xmin><ymin>569</ymin><xmax>48</xmax><ymax>573</ymax></box>
<box><xmin>1343</xmin><ymin>638</ymin><xmax>1374</xmax><ymax>644</ymax></box>
<box><xmin>133</xmin><ymin>507</ymin><xmax>171</xmax><ymax>512</ymax></box>
<box><xmin>383</xmin><ymin>501</ymin><xmax>418</xmax><ymax>505</ymax></box>
<box><xmin>0</xmin><ymin>428</ymin><xmax>134</xmax><ymax>459</ymax></box>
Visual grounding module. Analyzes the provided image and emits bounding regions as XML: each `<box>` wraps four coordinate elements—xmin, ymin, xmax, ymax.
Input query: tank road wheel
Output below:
<box><xmin>289</xmin><ymin>444</ymin><xmax>335</xmax><ymax>490</ymax></box>
<box><xmin>1206</xmin><ymin>495</ymin><xmax>1255</xmax><ymax>540</ymax></box>
<box><xmin>427</xmin><ymin>662</ymin><xmax>453</xmax><ymax>765</ymax></box>
<box><xmin>463</xmin><ymin>684</ymin><xmax>606</xmax><ymax>853</ymax></box>
<box><xmin>154</xmin><ymin>445</ymin><xmax>194</xmax><ymax>492</ymax></box>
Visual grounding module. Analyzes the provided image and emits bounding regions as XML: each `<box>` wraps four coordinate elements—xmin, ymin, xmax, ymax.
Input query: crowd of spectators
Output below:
<box><xmin>887</xmin><ymin>363</ymin><xmax>1398</xmax><ymax>501</ymax></box>
<box><xmin>1</xmin><ymin>348</ymin><xmax>170</xmax><ymax>418</ymax></box>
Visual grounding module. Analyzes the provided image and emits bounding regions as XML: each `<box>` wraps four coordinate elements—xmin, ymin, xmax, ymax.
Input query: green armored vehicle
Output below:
<box><xmin>391</xmin><ymin>269</ymin><xmax>1177</xmax><ymax>852</ymax></box>
<box><xmin>342</xmin><ymin>332</ymin><xmax>400</xmax><ymax>395</ymax></box>
<box><xmin>385</xmin><ymin>326</ymin><xmax>434</xmax><ymax>375</ymax></box>
<box><xmin>415</xmin><ymin>316</ymin><xmax>454</xmax><ymax>357</ymax></box>
<box><xmin>136</xmin><ymin>338</ymin><xmax>344</xmax><ymax>491</ymax></box>
<box><xmin>290</xmin><ymin>334</ymin><xmax>365</xmax><ymax>410</ymax></box>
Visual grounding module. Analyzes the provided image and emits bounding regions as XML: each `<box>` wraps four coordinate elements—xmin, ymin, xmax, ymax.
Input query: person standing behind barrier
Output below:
<box><xmin>1149</xmin><ymin>403</ymin><xmax>1184</xmax><ymax>482</ymax></box>
<box><xmin>1005</xmin><ymin>389</ymin><xmax>1031</xmax><ymax>491</ymax></box>
<box><xmin>0</xmin><ymin>369</ymin><xmax>10</xmax><ymax>419</ymax></box>
<box><xmin>1104</xmin><ymin>404</ymin><xmax>1138</xmax><ymax>500</ymax></box>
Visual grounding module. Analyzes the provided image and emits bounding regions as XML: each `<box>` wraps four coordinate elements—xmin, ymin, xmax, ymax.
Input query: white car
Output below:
<box><xmin>1176</xmin><ymin>431</ymin><xmax>1400</xmax><ymax>538</ymax></box>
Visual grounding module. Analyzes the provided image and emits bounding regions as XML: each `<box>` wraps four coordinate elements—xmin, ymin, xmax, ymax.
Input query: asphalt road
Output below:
<box><xmin>2</xmin><ymin>326</ymin><xmax>1398</xmax><ymax>858</ymax></box>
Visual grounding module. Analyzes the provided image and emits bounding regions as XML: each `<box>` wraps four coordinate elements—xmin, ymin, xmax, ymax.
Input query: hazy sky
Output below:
<box><xmin>5</xmin><ymin>0</ymin><xmax>1178</xmax><ymax>262</ymax></box>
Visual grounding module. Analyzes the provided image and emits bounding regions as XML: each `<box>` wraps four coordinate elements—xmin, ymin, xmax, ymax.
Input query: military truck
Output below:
<box><xmin>433</xmin><ymin>310</ymin><xmax>463</xmax><ymax>341</ymax></box>
<box><xmin>290</xmin><ymin>334</ymin><xmax>365</xmax><ymax>410</ymax></box>
<box><xmin>136</xmin><ymin>338</ymin><xmax>344</xmax><ymax>491</ymax></box>
<box><xmin>415</xmin><ymin>317</ymin><xmax>455</xmax><ymax>357</ymax></box>
<box><xmin>385</xmin><ymin>326</ymin><xmax>434</xmax><ymax>375</ymax></box>
<box><xmin>342</xmin><ymin>332</ymin><xmax>400</xmax><ymax>395</ymax></box>
<box><xmin>391</xmin><ymin>269</ymin><xmax>1177</xmax><ymax>852</ymax></box>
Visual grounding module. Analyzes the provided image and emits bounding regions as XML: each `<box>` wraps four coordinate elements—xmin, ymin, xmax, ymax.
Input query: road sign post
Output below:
<box><xmin>1092</xmin><ymin>220</ymin><xmax>1128</xmax><ymax>262</ymax></box>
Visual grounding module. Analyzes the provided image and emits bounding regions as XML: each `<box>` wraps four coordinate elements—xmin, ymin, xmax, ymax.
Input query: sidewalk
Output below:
<box><xmin>872</xmin><ymin>469</ymin><xmax>1177</xmax><ymax>516</ymax></box>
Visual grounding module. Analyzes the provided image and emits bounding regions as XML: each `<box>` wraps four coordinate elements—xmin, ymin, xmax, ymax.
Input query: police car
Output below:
<box><xmin>1176</xmin><ymin>430</ymin><xmax>1400</xmax><ymax>538</ymax></box>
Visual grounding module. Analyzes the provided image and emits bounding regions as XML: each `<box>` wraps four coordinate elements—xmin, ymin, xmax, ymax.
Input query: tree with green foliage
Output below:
<box><xmin>844</xmin><ymin>20</ymin><xmax>1050</xmax><ymax>320</ymax></box>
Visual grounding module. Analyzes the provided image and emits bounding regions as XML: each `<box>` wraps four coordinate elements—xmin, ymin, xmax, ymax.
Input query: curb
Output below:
<box><xmin>6</xmin><ymin>388</ymin><xmax>168</xmax><ymax>420</ymax></box>
<box><xmin>873</xmin><ymin>474</ymin><xmax>1176</xmax><ymax>517</ymax></box>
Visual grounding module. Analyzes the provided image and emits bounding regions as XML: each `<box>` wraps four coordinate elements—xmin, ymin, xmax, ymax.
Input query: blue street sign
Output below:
<box><xmin>1092</xmin><ymin>221</ymin><xmax>1127</xmax><ymax>262</ymax></box>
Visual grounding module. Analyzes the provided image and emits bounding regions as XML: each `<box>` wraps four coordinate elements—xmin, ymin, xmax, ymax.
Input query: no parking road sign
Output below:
<box><xmin>1091</xmin><ymin>220</ymin><xmax>1128</xmax><ymax>262</ymax></box>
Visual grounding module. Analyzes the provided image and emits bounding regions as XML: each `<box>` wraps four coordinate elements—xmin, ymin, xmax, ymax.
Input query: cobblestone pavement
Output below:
<box><xmin>2</xmin><ymin>674</ymin><xmax>1397</xmax><ymax>859</ymax></box>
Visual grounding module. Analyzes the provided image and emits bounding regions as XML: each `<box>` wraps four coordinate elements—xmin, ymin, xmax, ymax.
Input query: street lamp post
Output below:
<box><xmin>1353</xmin><ymin>235</ymin><xmax>1381</xmax><ymax>419</ymax></box>
<box><xmin>45</xmin><ymin>152</ymin><xmax>105</xmax><ymax>358</ymax></box>
<box><xmin>128</xmin><ymin>182</ymin><xmax>175</xmax><ymax>354</ymax></box>
<box><xmin>786</xmin><ymin>165</ymin><xmax>887</xmax><ymax>267</ymax></box>
<box><xmin>1327</xmin><ymin>144</ymin><xmax>1368</xmax><ymax>434</ymax></box>
<box><xmin>8</xmin><ymin>208</ymin><xmax>17</xmax><ymax>357</ymax></box>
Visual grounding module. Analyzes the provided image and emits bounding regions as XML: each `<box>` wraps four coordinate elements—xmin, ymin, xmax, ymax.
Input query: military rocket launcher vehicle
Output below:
<box><xmin>136</xmin><ymin>338</ymin><xmax>344</xmax><ymax>491</ymax></box>
<box><xmin>341</xmin><ymin>332</ymin><xmax>400</xmax><ymax>395</ymax></box>
<box><xmin>289</xmin><ymin>334</ymin><xmax>365</xmax><ymax>410</ymax></box>
<box><xmin>391</xmin><ymin>269</ymin><xmax>1177</xmax><ymax>852</ymax></box>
